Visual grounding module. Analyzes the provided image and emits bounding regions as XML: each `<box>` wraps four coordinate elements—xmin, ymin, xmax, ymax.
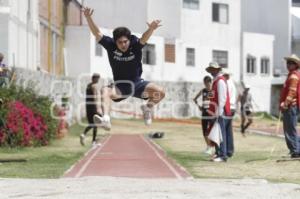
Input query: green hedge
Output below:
<box><xmin>0</xmin><ymin>83</ymin><xmax>58</xmax><ymax>147</ymax></box>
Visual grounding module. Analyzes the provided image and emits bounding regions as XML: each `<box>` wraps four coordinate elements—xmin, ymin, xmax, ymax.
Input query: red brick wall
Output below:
<box><xmin>67</xmin><ymin>1</ymin><xmax>82</xmax><ymax>25</ymax></box>
<box><xmin>165</xmin><ymin>44</ymin><xmax>176</xmax><ymax>63</ymax></box>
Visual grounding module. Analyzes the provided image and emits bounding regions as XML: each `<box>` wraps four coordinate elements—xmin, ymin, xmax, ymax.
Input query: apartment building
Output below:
<box><xmin>0</xmin><ymin>0</ymin><xmax>83</xmax><ymax>75</ymax></box>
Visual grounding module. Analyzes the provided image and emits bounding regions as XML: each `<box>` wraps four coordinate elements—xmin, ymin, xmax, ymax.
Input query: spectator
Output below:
<box><xmin>223</xmin><ymin>69</ymin><xmax>237</xmax><ymax>157</ymax></box>
<box><xmin>238</xmin><ymin>84</ymin><xmax>253</xmax><ymax>136</ymax></box>
<box><xmin>279</xmin><ymin>54</ymin><xmax>300</xmax><ymax>158</ymax></box>
<box><xmin>0</xmin><ymin>53</ymin><xmax>9</xmax><ymax>87</ymax></box>
<box><xmin>193</xmin><ymin>76</ymin><xmax>214</xmax><ymax>155</ymax></box>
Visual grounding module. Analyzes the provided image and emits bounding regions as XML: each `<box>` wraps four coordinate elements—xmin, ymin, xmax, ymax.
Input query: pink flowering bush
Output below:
<box><xmin>0</xmin><ymin>84</ymin><xmax>58</xmax><ymax>147</ymax></box>
<box><xmin>4</xmin><ymin>101</ymin><xmax>48</xmax><ymax>146</ymax></box>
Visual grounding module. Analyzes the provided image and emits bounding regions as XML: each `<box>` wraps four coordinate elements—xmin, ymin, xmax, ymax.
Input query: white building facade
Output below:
<box><xmin>65</xmin><ymin>0</ymin><xmax>277</xmax><ymax>113</ymax></box>
<box><xmin>0</xmin><ymin>0</ymin><xmax>39</xmax><ymax>70</ymax></box>
<box><xmin>292</xmin><ymin>6</ymin><xmax>300</xmax><ymax>56</ymax></box>
<box><xmin>79</xmin><ymin>0</ymin><xmax>241</xmax><ymax>82</ymax></box>
<box><xmin>242</xmin><ymin>32</ymin><xmax>274</xmax><ymax>112</ymax></box>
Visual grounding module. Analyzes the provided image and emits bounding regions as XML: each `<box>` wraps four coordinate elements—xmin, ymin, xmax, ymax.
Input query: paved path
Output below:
<box><xmin>64</xmin><ymin>134</ymin><xmax>190</xmax><ymax>179</ymax></box>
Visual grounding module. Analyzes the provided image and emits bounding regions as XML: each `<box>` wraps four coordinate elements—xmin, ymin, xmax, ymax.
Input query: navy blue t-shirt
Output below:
<box><xmin>99</xmin><ymin>35</ymin><xmax>145</xmax><ymax>82</ymax></box>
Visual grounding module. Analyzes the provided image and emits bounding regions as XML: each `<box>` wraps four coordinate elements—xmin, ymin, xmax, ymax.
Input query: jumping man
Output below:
<box><xmin>82</xmin><ymin>7</ymin><xmax>165</xmax><ymax>130</ymax></box>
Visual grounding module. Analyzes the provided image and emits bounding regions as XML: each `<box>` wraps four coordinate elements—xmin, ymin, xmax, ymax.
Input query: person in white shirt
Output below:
<box><xmin>223</xmin><ymin>69</ymin><xmax>237</xmax><ymax>157</ymax></box>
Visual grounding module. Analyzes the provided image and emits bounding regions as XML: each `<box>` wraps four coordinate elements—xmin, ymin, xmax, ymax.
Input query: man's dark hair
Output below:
<box><xmin>113</xmin><ymin>27</ymin><xmax>131</xmax><ymax>41</ymax></box>
<box><xmin>203</xmin><ymin>76</ymin><xmax>212</xmax><ymax>83</ymax></box>
<box><xmin>0</xmin><ymin>53</ymin><xmax>3</xmax><ymax>62</ymax></box>
<box><xmin>92</xmin><ymin>73</ymin><xmax>100</xmax><ymax>80</ymax></box>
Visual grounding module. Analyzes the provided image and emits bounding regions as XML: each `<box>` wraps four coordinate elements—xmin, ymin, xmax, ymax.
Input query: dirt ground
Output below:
<box><xmin>0</xmin><ymin>177</ymin><xmax>300</xmax><ymax>199</ymax></box>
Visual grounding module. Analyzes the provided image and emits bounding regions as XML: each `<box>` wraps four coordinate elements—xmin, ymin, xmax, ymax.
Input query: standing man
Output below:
<box><xmin>206</xmin><ymin>62</ymin><xmax>231</xmax><ymax>162</ymax></box>
<box><xmin>0</xmin><ymin>53</ymin><xmax>9</xmax><ymax>87</ymax></box>
<box><xmin>80</xmin><ymin>73</ymin><xmax>102</xmax><ymax>147</ymax></box>
<box><xmin>238</xmin><ymin>84</ymin><xmax>253</xmax><ymax>136</ymax></box>
<box><xmin>223</xmin><ymin>69</ymin><xmax>237</xmax><ymax>157</ymax></box>
<box><xmin>280</xmin><ymin>54</ymin><xmax>300</xmax><ymax>158</ymax></box>
<box><xmin>82</xmin><ymin>7</ymin><xmax>165</xmax><ymax>130</ymax></box>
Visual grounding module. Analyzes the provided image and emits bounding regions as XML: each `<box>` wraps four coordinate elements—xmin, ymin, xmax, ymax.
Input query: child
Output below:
<box><xmin>193</xmin><ymin>76</ymin><xmax>214</xmax><ymax>155</ymax></box>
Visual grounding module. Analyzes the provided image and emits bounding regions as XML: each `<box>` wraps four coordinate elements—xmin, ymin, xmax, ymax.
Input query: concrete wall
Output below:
<box><xmin>13</xmin><ymin>67</ymin><xmax>209</xmax><ymax>124</ymax></box>
<box><xmin>241</xmin><ymin>0</ymin><xmax>291</xmax><ymax>74</ymax></box>
<box><xmin>243</xmin><ymin>32</ymin><xmax>274</xmax><ymax>113</ymax></box>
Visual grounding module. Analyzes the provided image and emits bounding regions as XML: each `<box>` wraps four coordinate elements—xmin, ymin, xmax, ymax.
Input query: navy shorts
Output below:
<box><xmin>109</xmin><ymin>79</ymin><xmax>150</xmax><ymax>102</ymax></box>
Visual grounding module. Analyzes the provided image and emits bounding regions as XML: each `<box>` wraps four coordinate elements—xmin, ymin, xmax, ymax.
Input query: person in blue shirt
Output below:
<box><xmin>83</xmin><ymin>7</ymin><xmax>165</xmax><ymax>130</ymax></box>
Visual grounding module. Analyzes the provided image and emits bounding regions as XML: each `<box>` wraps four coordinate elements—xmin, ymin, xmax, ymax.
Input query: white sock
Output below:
<box><xmin>103</xmin><ymin>115</ymin><xmax>110</xmax><ymax>122</ymax></box>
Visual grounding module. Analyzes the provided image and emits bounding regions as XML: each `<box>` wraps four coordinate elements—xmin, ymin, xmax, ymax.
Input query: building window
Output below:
<box><xmin>260</xmin><ymin>57</ymin><xmax>270</xmax><ymax>75</ymax></box>
<box><xmin>95</xmin><ymin>42</ymin><xmax>102</xmax><ymax>57</ymax></box>
<box><xmin>183</xmin><ymin>0</ymin><xmax>199</xmax><ymax>10</ymax></box>
<box><xmin>247</xmin><ymin>55</ymin><xmax>256</xmax><ymax>74</ymax></box>
<box><xmin>186</xmin><ymin>48</ymin><xmax>195</xmax><ymax>66</ymax></box>
<box><xmin>165</xmin><ymin>44</ymin><xmax>176</xmax><ymax>63</ymax></box>
<box><xmin>212</xmin><ymin>3</ymin><xmax>229</xmax><ymax>24</ymax></box>
<box><xmin>213</xmin><ymin>50</ymin><xmax>228</xmax><ymax>68</ymax></box>
<box><xmin>143</xmin><ymin>44</ymin><xmax>156</xmax><ymax>65</ymax></box>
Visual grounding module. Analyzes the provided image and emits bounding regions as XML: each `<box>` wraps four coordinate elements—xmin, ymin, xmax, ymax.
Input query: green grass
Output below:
<box><xmin>99</xmin><ymin>118</ymin><xmax>300</xmax><ymax>184</ymax></box>
<box><xmin>0</xmin><ymin>123</ymin><xmax>104</xmax><ymax>178</ymax></box>
<box><xmin>1</xmin><ymin>118</ymin><xmax>299</xmax><ymax>184</ymax></box>
<box><xmin>155</xmin><ymin>129</ymin><xmax>300</xmax><ymax>184</ymax></box>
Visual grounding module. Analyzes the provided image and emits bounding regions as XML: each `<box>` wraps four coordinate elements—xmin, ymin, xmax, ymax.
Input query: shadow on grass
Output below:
<box><xmin>167</xmin><ymin>151</ymin><xmax>212</xmax><ymax>164</ymax></box>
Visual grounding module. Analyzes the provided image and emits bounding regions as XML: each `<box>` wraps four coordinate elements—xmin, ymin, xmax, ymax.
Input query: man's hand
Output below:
<box><xmin>81</xmin><ymin>7</ymin><xmax>102</xmax><ymax>41</ymax></box>
<box><xmin>82</xmin><ymin>7</ymin><xmax>94</xmax><ymax>18</ymax></box>
<box><xmin>140</xmin><ymin>20</ymin><xmax>162</xmax><ymax>45</ymax></box>
<box><xmin>147</xmin><ymin>20</ymin><xmax>162</xmax><ymax>30</ymax></box>
<box><xmin>280</xmin><ymin>102</ymin><xmax>288</xmax><ymax>110</ymax></box>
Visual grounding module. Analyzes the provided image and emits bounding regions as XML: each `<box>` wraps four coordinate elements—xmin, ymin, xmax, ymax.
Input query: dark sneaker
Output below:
<box><xmin>291</xmin><ymin>153</ymin><xmax>300</xmax><ymax>158</ymax></box>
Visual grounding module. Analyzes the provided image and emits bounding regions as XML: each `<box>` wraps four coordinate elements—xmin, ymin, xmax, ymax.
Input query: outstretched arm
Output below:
<box><xmin>82</xmin><ymin>7</ymin><xmax>103</xmax><ymax>42</ymax></box>
<box><xmin>140</xmin><ymin>20</ymin><xmax>162</xmax><ymax>45</ymax></box>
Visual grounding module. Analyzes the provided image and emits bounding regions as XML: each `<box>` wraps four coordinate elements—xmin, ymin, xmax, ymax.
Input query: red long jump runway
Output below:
<box><xmin>64</xmin><ymin>134</ymin><xmax>190</xmax><ymax>179</ymax></box>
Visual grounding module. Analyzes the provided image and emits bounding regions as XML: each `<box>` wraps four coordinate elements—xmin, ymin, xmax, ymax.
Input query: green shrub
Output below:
<box><xmin>0</xmin><ymin>83</ymin><xmax>58</xmax><ymax>147</ymax></box>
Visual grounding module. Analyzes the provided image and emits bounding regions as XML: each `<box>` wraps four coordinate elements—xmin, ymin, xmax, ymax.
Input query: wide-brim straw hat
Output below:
<box><xmin>206</xmin><ymin>62</ymin><xmax>222</xmax><ymax>72</ymax></box>
<box><xmin>222</xmin><ymin>68</ymin><xmax>232</xmax><ymax>76</ymax></box>
<box><xmin>284</xmin><ymin>54</ymin><xmax>300</xmax><ymax>68</ymax></box>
